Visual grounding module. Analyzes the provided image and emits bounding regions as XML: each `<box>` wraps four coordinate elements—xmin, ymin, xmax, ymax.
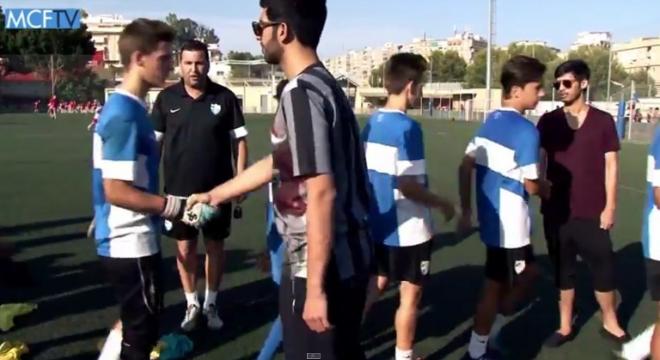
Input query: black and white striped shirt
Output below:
<box><xmin>271</xmin><ymin>63</ymin><xmax>372</xmax><ymax>280</ymax></box>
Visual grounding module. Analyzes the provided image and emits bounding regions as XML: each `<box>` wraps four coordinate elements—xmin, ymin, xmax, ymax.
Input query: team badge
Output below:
<box><xmin>420</xmin><ymin>261</ymin><xmax>430</xmax><ymax>275</ymax></box>
<box><xmin>210</xmin><ymin>103</ymin><xmax>222</xmax><ymax>115</ymax></box>
<box><xmin>514</xmin><ymin>260</ymin><xmax>526</xmax><ymax>274</ymax></box>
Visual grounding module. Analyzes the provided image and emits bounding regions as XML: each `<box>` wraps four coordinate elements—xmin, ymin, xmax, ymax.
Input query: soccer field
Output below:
<box><xmin>0</xmin><ymin>113</ymin><xmax>653</xmax><ymax>360</ymax></box>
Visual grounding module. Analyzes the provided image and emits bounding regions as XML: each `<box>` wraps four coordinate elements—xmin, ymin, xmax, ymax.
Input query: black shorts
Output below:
<box><xmin>375</xmin><ymin>241</ymin><xmax>432</xmax><ymax>285</ymax></box>
<box><xmin>543</xmin><ymin>217</ymin><xmax>616</xmax><ymax>292</ymax></box>
<box><xmin>99</xmin><ymin>253</ymin><xmax>163</xmax><ymax>360</ymax></box>
<box><xmin>163</xmin><ymin>202</ymin><xmax>232</xmax><ymax>241</ymax></box>
<box><xmin>280</xmin><ymin>273</ymin><xmax>368</xmax><ymax>360</ymax></box>
<box><xmin>485</xmin><ymin>245</ymin><xmax>536</xmax><ymax>285</ymax></box>
<box><xmin>647</xmin><ymin>259</ymin><xmax>660</xmax><ymax>302</ymax></box>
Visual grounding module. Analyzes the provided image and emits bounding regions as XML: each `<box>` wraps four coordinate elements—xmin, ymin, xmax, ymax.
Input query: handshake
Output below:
<box><xmin>161</xmin><ymin>194</ymin><xmax>218</xmax><ymax>228</ymax></box>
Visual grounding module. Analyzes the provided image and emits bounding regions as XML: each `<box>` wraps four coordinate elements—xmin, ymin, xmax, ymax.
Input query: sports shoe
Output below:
<box><xmin>181</xmin><ymin>304</ymin><xmax>200</xmax><ymax>332</ymax></box>
<box><xmin>204</xmin><ymin>304</ymin><xmax>224</xmax><ymax>330</ymax></box>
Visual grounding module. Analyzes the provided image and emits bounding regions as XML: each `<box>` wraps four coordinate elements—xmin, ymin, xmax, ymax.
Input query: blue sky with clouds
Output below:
<box><xmin>3</xmin><ymin>0</ymin><xmax>659</xmax><ymax>58</ymax></box>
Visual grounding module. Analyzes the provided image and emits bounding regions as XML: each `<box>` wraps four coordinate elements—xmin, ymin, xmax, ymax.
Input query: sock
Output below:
<box><xmin>468</xmin><ymin>331</ymin><xmax>489</xmax><ymax>359</ymax></box>
<box><xmin>98</xmin><ymin>328</ymin><xmax>122</xmax><ymax>360</ymax></box>
<box><xmin>204</xmin><ymin>289</ymin><xmax>218</xmax><ymax>309</ymax></box>
<box><xmin>620</xmin><ymin>325</ymin><xmax>653</xmax><ymax>360</ymax></box>
<box><xmin>395</xmin><ymin>347</ymin><xmax>413</xmax><ymax>360</ymax></box>
<box><xmin>185</xmin><ymin>291</ymin><xmax>199</xmax><ymax>307</ymax></box>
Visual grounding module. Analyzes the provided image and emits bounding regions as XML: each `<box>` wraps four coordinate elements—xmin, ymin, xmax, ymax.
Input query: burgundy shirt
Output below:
<box><xmin>537</xmin><ymin>107</ymin><xmax>620</xmax><ymax>220</ymax></box>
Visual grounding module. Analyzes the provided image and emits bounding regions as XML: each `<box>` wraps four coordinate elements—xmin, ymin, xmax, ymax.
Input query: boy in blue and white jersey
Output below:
<box><xmin>361</xmin><ymin>53</ymin><xmax>455</xmax><ymax>360</ymax></box>
<box><xmin>628</xmin><ymin>127</ymin><xmax>660</xmax><ymax>359</ymax></box>
<box><xmin>92</xmin><ymin>19</ymin><xmax>195</xmax><ymax>360</ymax></box>
<box><xmin>458</xmin><ymin>55</ymin><xmax>551</xmax><ymax>360</ymax></box>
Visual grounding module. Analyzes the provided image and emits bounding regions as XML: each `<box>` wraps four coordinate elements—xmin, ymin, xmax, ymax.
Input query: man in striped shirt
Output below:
<box><xmin>186</xmin><ymin>1</ymin><xmax>371</xmax><ymax>359</ymax></box>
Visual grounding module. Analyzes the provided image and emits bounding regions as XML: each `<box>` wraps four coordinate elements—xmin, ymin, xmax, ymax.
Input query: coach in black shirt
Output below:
<box><xmin>152</xmin><ymin>40</ymin><xmax>248</xmax><ymax>332</ymax></box>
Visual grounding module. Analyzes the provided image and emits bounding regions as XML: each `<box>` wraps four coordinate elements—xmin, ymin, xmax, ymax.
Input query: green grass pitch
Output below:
<box><xmin>0</xmin><ymin>113</ymin><xmax>653</xmax><ymax>359</ymax></box>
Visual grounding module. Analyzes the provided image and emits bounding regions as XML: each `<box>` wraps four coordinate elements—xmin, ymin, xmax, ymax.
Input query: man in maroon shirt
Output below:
<box><xmin>538</xmin><ymin>60</ymin><xmax>629</xmax><ymax>347</ymax></box>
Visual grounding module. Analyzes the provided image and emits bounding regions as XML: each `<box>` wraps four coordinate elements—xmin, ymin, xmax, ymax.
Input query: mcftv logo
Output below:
<box><xmin>4</xmin><ymin>9</ymin><xmax>81</xmax><ymax>29</ymax></box>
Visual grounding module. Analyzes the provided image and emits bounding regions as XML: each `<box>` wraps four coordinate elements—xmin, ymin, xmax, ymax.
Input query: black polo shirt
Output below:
<box><xmin>151</xmin><ymin>79</ymin><xmax>247</xmax><ymax>196</ymax></box>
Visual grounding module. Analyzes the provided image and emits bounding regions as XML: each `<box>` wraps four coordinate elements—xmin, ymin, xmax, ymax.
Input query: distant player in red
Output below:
<box><xmin>87</xmin><ymin>103</ymin><xmax>103</xmax><ymax>131</ymax></box>
<box><xmin>33</xmin><ymin>100</ymin><xmax>40</xmax><ymax>113</ymax></box>
<box><xmin>48</xmin><ymin>96</ymin><xmax>58</xmax><ymax>119</ymax></box>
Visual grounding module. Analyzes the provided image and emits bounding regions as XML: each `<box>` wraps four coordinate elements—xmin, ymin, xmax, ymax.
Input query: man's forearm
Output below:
<box><xmin>399</xmin><ymin>179</ymin><xmax>451</xmax><ymax>209</ymax></box>
<box><xmin>209</xmin><ymin>155</ymin><xmax>273</xmax><ymax>206</ymax></box>
<box><xmin>654</xmin><ymin>187</ymin><xmax>660</xmax><ymax>209</ymax></box>
<box><xmin>605</xmin><ymin>154</ymin><xmax>618</xmax><ymax>210</ymax></box>
<box><xmin>458</xmin><ymin>162</ymin><xmax>473</xmax><ymax>212</ymax></box>
<box><xmin>236</xmin><ymin>139</ymin><xmax>248</xmax><ymax>175</ymax></box>
<box><xmin>104</xmin><ymin>179</ymin><xmax>166</xmax><ymax>215</ymax></box>
<box><xmin>305</xmin><ymin>175</ymin><xmax>336</xmax><ymax>296</ymax></box>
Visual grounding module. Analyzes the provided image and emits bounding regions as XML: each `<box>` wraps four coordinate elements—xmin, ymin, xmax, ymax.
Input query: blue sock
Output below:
<box><xmin>257</xmin><ymin>316</ymin><xmax>283</xmax><ymax>360</ymax></box>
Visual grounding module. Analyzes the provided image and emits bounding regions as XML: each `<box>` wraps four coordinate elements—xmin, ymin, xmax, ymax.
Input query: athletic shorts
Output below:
<box><xmin>375</xmin><ymin>241</ymin><xmax>432</xmax><ymax>285</ymax></box>
<box><xmin>163</xmin><ymin>202</ymin><xmax>232</xmax><ymax>241</ymax></box>
<box><xmin>99</xmin><ymin>253</ymin><xmax>163</xmax><ymax>360</ymax></box>
<box><xmin>543</xmin><ymin>217</ymin><xmax>616</xmax><ymax>292</ymax></box>
<box><xmin>485</xmin><ymin>245</ymin><xmax>536</xmax><ymax>285</ymax></box>
<box><xmin>280</xmin><ymin>273</ymin><xmax>368</xmax><ymax>360</ymax></box>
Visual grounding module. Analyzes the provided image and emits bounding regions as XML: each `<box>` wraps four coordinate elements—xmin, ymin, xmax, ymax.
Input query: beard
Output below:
<box><xmin>262</xmin><ymin>37</ymin><xmax>284</xmax><ymax>65</ymax></box>
<box><xmin>561</xmin><ymin>91</ymin><xmax>583</xmax><ymax>106</ymax></box>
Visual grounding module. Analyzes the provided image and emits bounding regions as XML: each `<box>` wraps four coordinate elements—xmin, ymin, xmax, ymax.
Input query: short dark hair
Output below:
<box><xmin>384</xmin><ymin>53</ymin><xmax>428</xmax><ymax>95</ymax></box>
<box><xmin>555</xmin><ymin>59</ymin><xmax>591</xmax><ymax>81</ymax></box>
<box><xmin>259</xmin><ymin>0</ymin><xmax>327</xmax><ymax>49</ymax></box>
<box><xmin>500</xmin><ymin>55</ymin><xmax>546</xmax><ymax>97</ymax></box>
<box><xmin>274</xmin><ymin>79</ymin><xmax>288</xmax><ymax>100</ymax></box>
<box><xmin>180</xmin><ymin>40</ymin><xmax>209</xmax><ymax>63</ymax></box>
<box><xmin>119</xmin><ymin>18</ymin><xmax>175</xmax><ymax>67</ymax></box>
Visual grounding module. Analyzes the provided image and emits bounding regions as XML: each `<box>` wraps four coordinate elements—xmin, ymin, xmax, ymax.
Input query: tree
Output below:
<box><xmin>429</xmin><ymin>50</ymin><xmax>467</xmax><ymax>83</ymax></box>
<box><xmin>507</xmin><ymin>43</ymin><xmax>558</xmax><ymax>65</ymax></box>
<box><xmin>625</xmin><ymin>69</ymin><xmax>657</xmax><ymax>98</ymax></box>
<box><xmin>0</xmin><ymin>13</ymin><xmax>97</xmax><ymax>97</ymax></box>
<box><xmin>464</xmin><ymin>48</ymin><xmax>508</xmax><ymax>88</ymax></box>
<box><xmin>567</xmin><ymin>45</ymin><xmax>627</xmax><ymax>101</ymax></box>
<box><xmin>227</xmin><ymin>51</ymin><xmax>258</xmax><ymax>61</ymax></box>
<box><xmin>165</xmin><ymin>13</ymin><xmax>220</xmax><ymax>53</ymax></box>
<box><xmin>56</xmin><ymin>69</ymin><xmax>106</xmax><ymax>102</ymax></box>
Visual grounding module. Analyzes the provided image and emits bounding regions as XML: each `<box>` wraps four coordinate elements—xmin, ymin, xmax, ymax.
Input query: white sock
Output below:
<box><xmin>395</xmin><ymin>347</ymin><xmax>413</xmax><ymax>360</ymax></box>
<box><xmin>204</xmin><ymin>289</ymin><xmax>218</xmax><ymax>309</ymax></box>
<box><xmin>98</xmin><ymin>328</ymin><xmax>122</xmax><ymax>360</ymax></box>
<box><xmin>621</xmin><ymin>325</ymin><xmax>654</xmax><ymax>360</ymax></box>
<box><xmin>468</xmin><ymin>331</ymin><xmax>489</xmax><ymax>359</ymax></box>
<box><xmin>185</xmin><ymin>291</ymin><xmax>199</xmax><ymax>307</ymax></box>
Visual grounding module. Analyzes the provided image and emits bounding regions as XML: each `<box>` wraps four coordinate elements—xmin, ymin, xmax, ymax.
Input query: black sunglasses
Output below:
<box><xmin>553</xmin><ymin>79</ymin><xmax>576</xmax><ymax>90</ymax></box>
<box><xmin>251</xmin><ymin>21</ymin><xmax>282</xmax><ymax>37</ymax></box>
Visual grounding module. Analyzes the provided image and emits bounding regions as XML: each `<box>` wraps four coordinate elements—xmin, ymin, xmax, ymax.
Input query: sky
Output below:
<box><xmin>2</xmin><ymin>0</ymin><xmax>659</xmax><ymax>59</ymax></box>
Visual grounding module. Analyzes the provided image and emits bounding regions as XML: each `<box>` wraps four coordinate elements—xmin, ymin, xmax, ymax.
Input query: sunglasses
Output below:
<box><xmin>251</xmin><ymin>21</ymin><xmax>282</xmax><ymax>37</ymax></box>
<box><xmin>553</xmin><ymin>79</ymin><xmax>576</xmax><ymax>90</ymax></box>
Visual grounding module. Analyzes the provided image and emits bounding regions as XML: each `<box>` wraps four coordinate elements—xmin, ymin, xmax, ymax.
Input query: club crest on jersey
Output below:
<box><xmin>210</xmin><ymin>103</ymin><xmax>221</xmax><ymax>115</ymax></box>
<box><xmin>164</xmin><ymin>220</ymin><xmax>173</xmax><ymax>231</ymax></box>
<box><xmin>420</xmin><ymin>261</ymin><xmax>430</xmax><ymax>276</ymax></box>
<box><xmin>514</xmin><ymin>260</ymin><xmax>526</xmax><ymax>274</ymax></box>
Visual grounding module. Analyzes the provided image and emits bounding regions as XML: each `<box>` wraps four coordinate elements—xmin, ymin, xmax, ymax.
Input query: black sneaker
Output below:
<box><xmin>544</xmin><ymin>331</ymin><xmax>576</xmax><ymax>348</ymax></box>
<box><xmin>599</xmin><ymin>328</ymin><xmax>631</xmax><ymax>345</ymax></box>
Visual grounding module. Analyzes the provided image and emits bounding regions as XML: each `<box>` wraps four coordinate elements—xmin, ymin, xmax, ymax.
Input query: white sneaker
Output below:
<box><xmin>204</xmin><ymin>304</ymin><xmax>224</xmax><ymax>330</ymax></box>
<box><xmin>181</xmin><ymin>304</ymin><xmax>200</xmax><ymax>332</ymax></box>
